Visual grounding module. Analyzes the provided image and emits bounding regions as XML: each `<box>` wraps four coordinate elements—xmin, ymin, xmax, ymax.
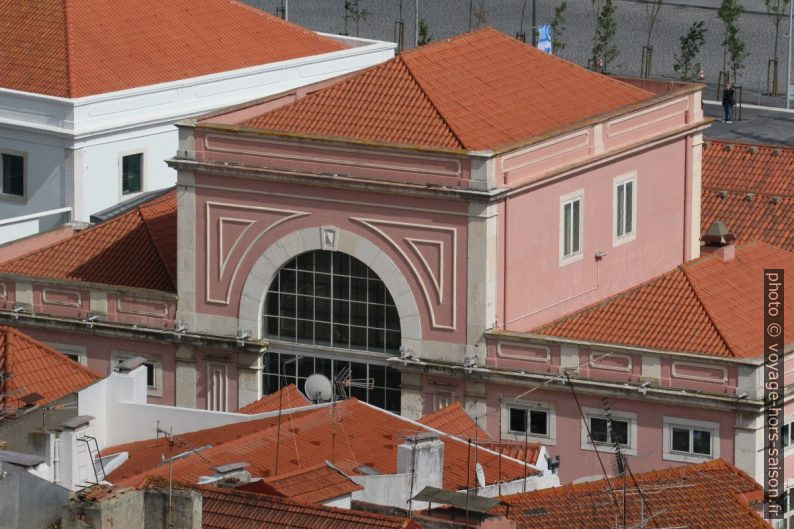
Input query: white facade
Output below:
<box><xmin>0</xmin><ymin>34</ymin><xmax>395</xmax><ymax>243</ymax></box>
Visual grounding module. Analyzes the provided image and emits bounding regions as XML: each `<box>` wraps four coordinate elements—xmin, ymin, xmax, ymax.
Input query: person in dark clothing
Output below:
<box><xmin>722</xmin><ymin>83</ymin><xmax>735</xmax><ymax>123</ymax></box>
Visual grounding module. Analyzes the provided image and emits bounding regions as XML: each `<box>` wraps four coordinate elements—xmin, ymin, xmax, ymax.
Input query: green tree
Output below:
<box><xmin>764</xmin><ymin>0</ymin><xmax>791</xmax><ymax>94</ymax></box>
<box><xmin>551</xmin><ymin>1</ymin><xmax>568</xmax><ymax>55</ymax></box>
<box><xmin>673</xmin><ymin>21</ymin><xmax>708</xmax><ymax>81</ymax></box>
<box><xmin>717</xmin><ymin>0</ymin><xmax>747</xmax><ymax>82</ymax></box>
<box><xmin>418</xmin><ymin>17</ymin><xmax>432</xmax><ymax>46</ymax></box>
<box><xmin>344</xmin><ymin>0</ymin><xmax>370</xmax><ymax>37</ymax></box>
<box><xmin>591</xmin><ymin>0</ymin><xmax>619</xmax><ymax>72</ymax></box>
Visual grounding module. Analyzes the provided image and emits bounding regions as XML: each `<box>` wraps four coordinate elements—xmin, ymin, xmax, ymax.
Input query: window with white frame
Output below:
<box><xmin>1</xmin><ymin>151</ymin><xmax>25</xmax><ymax>199</ymax></box>
<box><xmin>112</xmin><ymin>352</ymin><xmax>162</xmax><ymax>397</ymax></box>
<box><xmin>46</xmin><ymin>342</ymin><xmax>87</xmax><ymax>366</ymax></box>
<box><xmin>581</xmin><ymin>408</ymin><xmax>637</xmax><ymax>455</ymax></box>
<box><xmin>663</xmin><ymin>417</ymin><xmax>719</xmax><ymax>463</ymax></box>
<box><xmin>613</xmin><ymin>173</ymin><xmax>636</xmax><ymax>244</ymax></box>
<box><xmin>782</xmin><ymin>420</ymin><xmax>794</xmax><ymax>449</ymax></box>
<box><xmin>503</xmin><ymin>400</ymin><xmax>556</xmax><ymax>444</ymax></box>
<box><xmin>121</xmin><ymin>152</ymin><xmax>143</xmax><ymax>195</ymax></box>
<box><xmin>560</xmin><ymin>192</ymin><xmax>583</xmax><ymax>261</ymax></box>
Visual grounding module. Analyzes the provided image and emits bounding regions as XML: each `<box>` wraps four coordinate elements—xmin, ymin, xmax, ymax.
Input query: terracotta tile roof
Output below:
<box><xmin>200</xmin><ymin>486</ymin><xmax>418</xmax><ymax>529</ymax></box>
<box><xmin>238</xmin><ymin>462</ymin><xmax>363</xmax><ymax>503</ymax></box>
<box><xmin>0</xmin><ymin>191</ymin><xmax>177</xmax><ymax>292</ymax></box>
<box><xmin>477</xmin><ymin>441</ymin><xmax>541</xmax><ymax>466</ymax></box>
<box><xmin>0</xmin><ymin>326</ymin><xmax>101</xmax><ymax>417</ymax></box>
<box><xmin>0</xmin><ymin>0</ymin><xmax>346</xmax><ymax>98</ymax></box>
<box><xmin>240</xmin><ymin>28</ymin><xmax>653</xmax><ymax>152</ymax></box>
<box><xmin>238</xmin><ymin>384</ymin><xmax>311</xmax><ymax>414</ymax></box>
<box><xmin>532</xmin><ymin>242</ymin><xmax>794</xmax><ymax>358</ymax></box>
<box><xmin>418</xmin><ymin>402</ymin><xmax>490</xmax><ymax>440</ymax></box>
<box><xmin>105</xmin><ymin>399</ymin><xmax>536</xmax><ymax>491</ymax></box>
<box><xmin>702</xmin><ymin>140</ymin><xmax>794</xmax><ymax>252</ymax></box>
<box><xmin>500</xmin><ymin>459</ymin><xmax>770</xmax><ymax>529</ymax></box>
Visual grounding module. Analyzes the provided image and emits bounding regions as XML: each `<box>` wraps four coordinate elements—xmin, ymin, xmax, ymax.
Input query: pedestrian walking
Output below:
<box><xmin>722</xmin><ymin>82</ymin><xmax>735</xmax><ymax>123</ymax></box>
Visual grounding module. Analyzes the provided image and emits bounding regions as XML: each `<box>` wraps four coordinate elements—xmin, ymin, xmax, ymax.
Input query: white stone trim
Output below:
<box><xmin>46</xmin><ymin>342</ymin><xmax>88</xmax><ymax>366</ymax></box>
<box><xmin>671</xmin><ymin>360</ymin><xmax>728</xmax><ymax>383</ymax></box>
<box><xmin>42</xmin><ymin>287</ymin><xmax>82</xmax><ymax>308</ymax></box>
<box><xmin>238</xmin><ymin>227</ymin><xmax>421</xmax><ymax>355</ymax></box>
<box><xmin>501</xmin><ymin>398</ymin><xmax>557</xmax><ymax>446</ymax></box>
<box><xmin>612</xmin><ymin>171</ymin><xmax>637</xmax><ymax>247</ymax></box>
<box><xmin>580</xmin><ymin>407</ymin><xmax>638</xmax><ymax>456</ymax></box>
<box><xmin>589</xmin><ymin>351</ymin><xmax>632</xmax><ymax>373</ymax></box>
<box><xmin>559</xmin><ymin>189</ymin><xmax>584</xmax><ymax>266</ymax></box>
<box><xmin>663</xmin><ymin>416</ymin><xmax>719</xmax><ymax>463</ymax></box>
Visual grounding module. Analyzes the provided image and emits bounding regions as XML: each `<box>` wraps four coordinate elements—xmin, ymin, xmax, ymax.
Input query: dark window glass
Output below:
<box><xmin>692</xmin><ymin>429</ymin><xmax>711</xmax><ymax>455</ymax></box>
<box><xmin>672</xmin><ymin>427</ymin><xmax>690</xmax><ymax>452</ymax></box>
<box><xmin>572</xmin><ymin>199</ymin><xmax>580</xmax><ymax>253</ymax></box>
<box><xmin>625</xmin><ymin>181</ymin><xmax>633</xmax><ymax>234</ymax></box>
<box><xmin>610</xmin><ymin>419</ymin><xmax>629</xmax><ymax>446</ymax></box>
<box><xmin>2</xmin><ymin>154</ymin><xmax>24</xmax><ymax>196</ymax></box>
<box><xmin>385</xmin><ymin>389</ymin><xmax>401</xmax><ymax>413</ymax></box>
<box><xmin>509</xmin><ymin>408</ymin><xmax>527</xmax><ymax>433</ymax></box>
<box><xmin>529</xmin><ymin>410</ymin><xmax>548</xmax><ymax>436</ymax></box>
<box><xmin>122</xmin><ymin>153</ymin><xmax>142</xmax><ymax>195</ymax></box>
<box><xmin>783</xmin><ymin>424</ymin><xmax>790</xmax><ymax>447</ymax></box>
<box><xmin>590</xmin><ymin>417</ymin><xmax>609</xmax><ymax>443</ymax></box>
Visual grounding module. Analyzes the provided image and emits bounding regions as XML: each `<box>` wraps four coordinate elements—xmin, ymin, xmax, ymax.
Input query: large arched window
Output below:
<box><xmin>264</xmin><ymin>250</ymin><xmax>401</xmax><ymax>353</ymax></box>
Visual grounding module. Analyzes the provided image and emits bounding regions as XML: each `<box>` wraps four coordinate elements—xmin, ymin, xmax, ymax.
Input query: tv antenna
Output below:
<box><xmin>332</xmin><ymin>366</ymin><xmax>373</xmax><ymax>400</ymax></box>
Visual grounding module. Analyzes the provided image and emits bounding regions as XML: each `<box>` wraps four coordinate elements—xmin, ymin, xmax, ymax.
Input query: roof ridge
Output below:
<box><xmin>398</xmin><ymin>55</ymin><xmax>468</xmax><ymax>150</ymax></box>
<box><xmin>137</xmin><ymin>196</ymin><xmax>177</xmax><ymax>290</ymax></box>
<box><xmin>679</xmin><ymin>264</ymin><xmax>736</xmax><ymax>357</ymax></box>
<box><xmin>62</xmin><ymin>0</ymin><xmax>76</xmax><ymax>97</ymax></box>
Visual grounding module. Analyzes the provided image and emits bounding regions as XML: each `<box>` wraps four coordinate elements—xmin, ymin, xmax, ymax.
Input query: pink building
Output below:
<box><xmin>1</xmin><ymin>29</ymin><xmax>791</xmax><ymax>489</ymax></box>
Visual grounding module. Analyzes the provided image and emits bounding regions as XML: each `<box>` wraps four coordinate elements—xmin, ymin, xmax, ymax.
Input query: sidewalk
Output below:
<box><xmin>702</xmin><ymin>101</ymin><xmax>794</xmax><ymax>146</ymax></box>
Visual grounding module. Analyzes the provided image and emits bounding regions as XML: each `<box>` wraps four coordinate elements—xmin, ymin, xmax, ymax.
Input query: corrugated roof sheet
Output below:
<box><xmin>0</xmin><ymin>326</ymin><xmax>101</xmax><ymax>417</ymax></box>
<box><xmin>0</xmin><ymin>191</ymin><xmax>177</xmax><ymax>292</ymax></box>
<box><xmin>701</xmin><ymin>140</ymin><xmax>794</xmax><ymax>252</ymax></box>
<box><xmin>532</xmin><ymin>242</ymin><xmax>794</xmax><ymax>358</ymax></box>
<box><xmin>0</xmin><ymin>0</ymin><xmax>347</xmax><ymax>98</ymax></box>
<box><xmin>500</xmin><ymin>459</ymin><xmax>770</xmax><ymax>529</ymax></box>
<box><xmin>104</xmin><ymin>399</ymin><xmax>537</xmax><ymax>491</ymax></box>
<box><xmin>241</xmin><ymin>28</ymin><xmax>653</xmax><ymax>152</ymax></box>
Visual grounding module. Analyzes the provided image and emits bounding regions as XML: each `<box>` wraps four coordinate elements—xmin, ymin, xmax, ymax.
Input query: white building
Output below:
<box><xmin>0</xmin><ymin>0</ymin><xmax>394</xmax><ymax>243</ymax></box>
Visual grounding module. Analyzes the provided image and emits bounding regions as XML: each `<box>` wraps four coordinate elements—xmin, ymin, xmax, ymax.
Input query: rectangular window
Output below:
<box><xmin>1</xmin><ymin>153</ymin><xmax>24</xmax><ymax>197</ymax></box>
<box><xmin>561</xmin><ymin>196</ymin><xmax>582</xmax><ymax>258</ymax></box>
<box><xmin>589</xmin><ymin>416</ymin><xmax>629</xmax><ymax>446</ymax></box>
<box><xmin>509</xmin><ymin>407</ymin><xmax>549</xmax><ymax>437</ymax></box>
<box><xmin>670</xmin><ymin>426</ymin><xmax>712</xmax><ymax>456</ymax></box>
<box><xmin>614</xmin><ymin>174</ymin><xmax>636</xmax><ymax>243</ymax></box>
<box><xmin>122</xmin><ymin>153</ymin><xmax>143</xmax><ymax>195</ymax></box>
<box><xmin>112</xmin><ymin>353</ymin><xmax>161</xmax><ymax>396</ymax></box>
<box><xmin>663</xmin><ymin>417</ymin><xmax>718</xmax><ymax>462</ymax></box>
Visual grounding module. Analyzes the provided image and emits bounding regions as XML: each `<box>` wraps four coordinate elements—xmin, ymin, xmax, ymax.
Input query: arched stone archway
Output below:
<box><xmin>238</xmin><ymin>226</ymin><xmax>422</xmax><ymax>354</ymax></box>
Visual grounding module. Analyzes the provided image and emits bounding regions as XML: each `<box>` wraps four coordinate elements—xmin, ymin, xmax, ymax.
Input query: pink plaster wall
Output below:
<box><xmin>485</xmin><ymin>340</ymin><xmax>561</xmax><ymax>375</ymax></box>
<box><xmin>660</xmin><ymin>357</ymin><xmax>738</xmax><ymax>394</ymax></box>
<box><xmin>0</xmin><ymin>280</ymin><xmax>14</xmax><ymax>310</ymax></box>
<box><xmin>483</xmin><ymin>383</ymin><xmax>736</xmax><ymax>484</ymax></box>
<box><xmin>500</xmin><ymin>139</ymin><xmax>687</xmax><ymax>331</ymax></box>
<box><xmin>193</xmin><ymin>172</ymin><xmax>469</xmax><ymax>344</ymax></box>
<box><xmin>32</xmin><ymin>284</ymin><xmax>90</xmax><ymax>319</ymax></box>
<box><xmin>106</xmin><ymin>293</ymin><xmax>177</xmax><ymax>328</ymax></box>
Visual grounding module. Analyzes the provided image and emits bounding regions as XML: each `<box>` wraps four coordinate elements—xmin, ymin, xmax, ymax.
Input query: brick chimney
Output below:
<box><xmin>700</xmin><ymin>221</ymin><xmax>736</xmax><ymax>261</ymax></box>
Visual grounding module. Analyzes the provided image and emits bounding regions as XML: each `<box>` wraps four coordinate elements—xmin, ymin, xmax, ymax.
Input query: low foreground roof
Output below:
<box><xmin>240</xmin><ymin>462</ymin><xmax>363</xmax><ymax>503</ymax></box>
<box><xmin>0</xmin><ymin>326</ymin><xmax>101</xmax><ymax>419</ymax></box>
<box><xmin>532</xmin><ymin>241</ymin><xmax>794</xmax><ymax>358</ymax></box>
<box><xmin>238</xmin><ymin>383</ymin><xmax>311</xmax><ymax>414</ymax></box>
<box><xmin>200</xmin><ymin>486</ymin><xmax>418</xmax><ymax>529</ymax></box>
<box><xmin>701</xmin><ymin>140</ymin><xmax>794</xmax><ymax>252</ymax></box>
<box><xmin>0</xmin><ymin>191</ymin><xmax>177</xmax><ymax>292</ymax></box>
<box><xmin>0</xmin><ymin>0</ymin><xmax>346</xmax><ymax>98</ymax></box>
<box><xmin>418</xmin><ymin>402</ymin><xmax>490</xmax><ymax>441</ymax></box>
<box><xmin>500</xmin><ymin>459</ymin><xmax>769</xmax><ymax>529</ymax></box>
<box><xmin>104</xmin><ymin>398</ymin><xmax>536</xmax><ymax>491</ymax></box>
<box><xmin>238</xmin><ymin>28</ymin><xmax>654</xmax><ymax>153</ymax></box>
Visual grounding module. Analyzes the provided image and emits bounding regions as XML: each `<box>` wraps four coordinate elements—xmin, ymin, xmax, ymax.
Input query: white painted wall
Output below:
<box><xmin>0</xmin><ymin>35</ymin><xmax>396</xmax><ymax>229</ymax></box>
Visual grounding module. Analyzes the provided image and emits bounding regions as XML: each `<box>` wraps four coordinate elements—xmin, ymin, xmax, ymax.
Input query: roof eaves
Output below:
<box><xmin>0</xmin><ymin>272</ymin><xmax>177</xmax><ymax>299</ymax></box>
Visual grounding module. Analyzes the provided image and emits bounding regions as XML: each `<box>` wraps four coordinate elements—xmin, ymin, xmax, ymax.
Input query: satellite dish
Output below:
<box><xmin>304</xmin><ymin>374</ymin><xmax>333</xmax><ymax>403</ymax></box>
<box><xmin>475</xmin><ymin>462</ymin><xmax>486</xmax><ymax>488</ymax></box>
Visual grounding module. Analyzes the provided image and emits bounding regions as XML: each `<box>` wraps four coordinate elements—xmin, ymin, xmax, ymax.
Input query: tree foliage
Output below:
<box><xmin>343</xmin><ymin>0</ymin><xmax>370</xmax><ymax>37</ymax></box>
<box><xmin>418</xmin><ymin>17</ymin><xmax>432</xmax><ymax>46</ymax></box>
<box><xmin>591</xmin><ymin>0</ymin><xmax>619</xmax><ymax>72</ymax></box>
<box><xmin>717</xmin><ymin>0</ymin><xmax>747</xmax><ymax>82</ymax></box>
<box><xmin>551</xmin><ymin>1</ymin><xmax>568</xmax><ymax>55</ymax></box>
<box><xmin>765</xmin><ymin>0</ymin><xmax>791</xmax><ymax>61</ymax></box>
<box><xmin>644</xmin><ymin>0</ymin><xmax>664</xmax><ymax>50</ymax></box>
<box><xmin>673</xmin><ymin>20</ymin><xmax>707</xmax><ymax>81</ymax></box>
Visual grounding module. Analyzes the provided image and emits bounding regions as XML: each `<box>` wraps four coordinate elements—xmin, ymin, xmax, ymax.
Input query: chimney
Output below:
<box><xmin>700</xmin><ymin>221</ymin><xmax>736</xmax><ymax>261</ymax></box>
<box><xmin>397</xmin><ymin>433</ymin><xmax>444</xmax><ymax>493</ymax></box>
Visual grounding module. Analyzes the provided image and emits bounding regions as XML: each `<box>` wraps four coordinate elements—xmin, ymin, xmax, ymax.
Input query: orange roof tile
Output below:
<box><xmin>500</xmin><ymin>459</ymin><xmax>770</xmax><ymax>529</ymax></box>
<box><xmin>200</xmin><ymin>486</ymin><xmax>418</xmax><ymax>529</ymax></box>
<box><xmin>239</xmin><ymin>462</ymin><xmax>363</xmax><ymax>503</ymax></box>
<box><xmin>238</xmin><ymin>384</ymin><xmax>311</xmax><ymax>414</ymax></box>
<box><xmin>0</xmin><ymin>0</ymin><xmax>346</xmax><ymax>98</ymax></box>
<box><xmin>702</xmin><ymin>140</ymin><xmax>794</xmax><ymax>252</ymax></box>
<box><xmin>0</xmin><ymin>326</ymin><xmax>101</xmax><ymax>417</ymax></box>
<box><xmin>105</xmin><ymin>399</ymin><xmax>536</xmax><ymax>491</ymax></box>
<box><xmin>0</xmin><ymin>191</ymin><xmax>176</xmax><ymax>292</ymax></box>
<box><xmin>477</xmin><ymin>441</ymin><xmax>541</xmax><ymax>466</ymax></box>
<box><xmin>240</xmin><ymin>28</ymin><xmax>653</xmax><ymax>152</ymax></box>
<box><xmin>532</xmin><ymin>242</ymin><xmax>794</xmax><ymax>358</ymax></box>
<box><xmin>419</xmin><ymin>402</ymin><xmax>490</xmax><ymax>441</ymax></box>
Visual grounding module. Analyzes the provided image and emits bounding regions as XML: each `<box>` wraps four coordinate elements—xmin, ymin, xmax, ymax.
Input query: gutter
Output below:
<box><xmin>0</xmin><ymin>310</ymin><xmax>267</xmax><ymax>353</ymax></box>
